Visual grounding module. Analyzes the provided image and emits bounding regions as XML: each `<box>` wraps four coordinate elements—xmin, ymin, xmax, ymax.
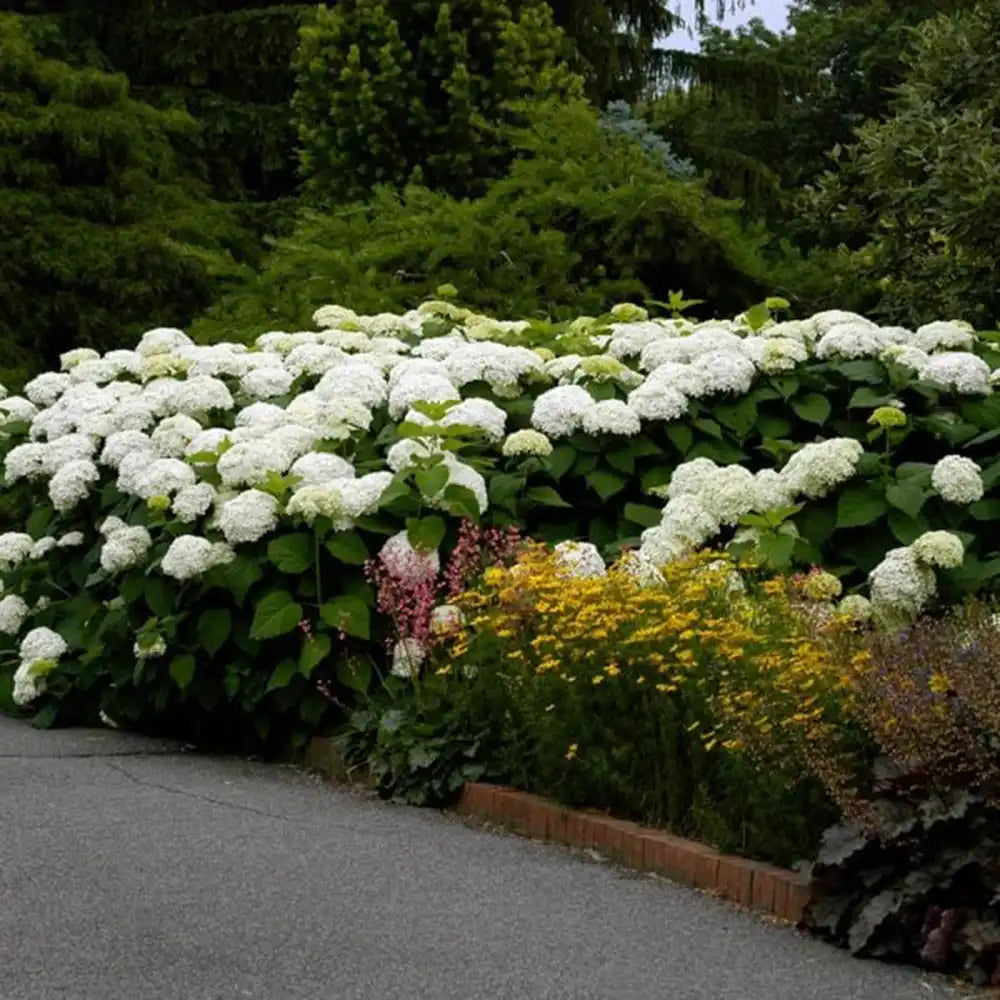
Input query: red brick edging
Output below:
<box><xmin>455</xmin><ymin>782</ymin><xmax>813</xmax><ymax>925</ymax></box>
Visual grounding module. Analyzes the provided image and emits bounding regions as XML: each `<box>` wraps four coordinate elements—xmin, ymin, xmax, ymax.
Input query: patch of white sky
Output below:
<box><xmin>663</xmin><ymin>0</ymin><xmax>791</xmax><ymax>51</ymax></box>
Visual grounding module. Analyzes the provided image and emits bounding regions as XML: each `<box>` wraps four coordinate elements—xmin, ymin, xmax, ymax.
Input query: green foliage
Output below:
<box><xmin>0</xmin><ymin>13</ymin><xmax>244</xmax><ymax>375</ymax></box>
<box><xmin>292</xmin><ymin>0</ymin><xmax>583</xmax><ymax>202</ymax></box>
<box><xmin>56</xmin><ymin>1</ymin><xmax>307</xmax><ymax>204</ymax></box>
<box><xmin>803</xmin><ymin>2</ymin><xmax>1000</xmax><ymax>328</ymax></box>
<box><xmin>194</xmin><ymin>100</ymin><xmax>771</xmax><ymax>339</ymax></box>
<box><xmin>342</xmin><ymin>673</ymin><xmax>493</xmax><ymax>805</ymax></box>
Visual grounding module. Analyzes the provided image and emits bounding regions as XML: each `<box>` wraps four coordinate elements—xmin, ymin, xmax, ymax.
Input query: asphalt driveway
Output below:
<box><xmin>0</xmin><ymin>714</ymin><xmax>975</xmax><ymax>999</ymax></box>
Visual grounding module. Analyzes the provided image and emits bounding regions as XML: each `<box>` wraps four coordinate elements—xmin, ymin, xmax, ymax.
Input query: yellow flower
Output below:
<box><xmin>565</xmin><ymin>743</ymin><xmax>578</xmax><ymax>761</ymax></box>
<box><xmin>592</xmin><ymin>674</ymin><xmax>605</xmax><ymax>686</ymax></box>
<box><xmin>928</xmin><ymin>671</ymin><xmax>950</xmax><ymax>695</ymax></box>
<box><xmin>604</xmin><ymin>663</ymin><xmax>621</xmax><ymax>678</ymax></box>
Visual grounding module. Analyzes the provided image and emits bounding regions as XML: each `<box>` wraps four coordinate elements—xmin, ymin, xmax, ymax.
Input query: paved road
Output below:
<box><xmin>0</xmin><ymin>714</ymin><xmax>976</xmax><ymax>1000</ymax></box>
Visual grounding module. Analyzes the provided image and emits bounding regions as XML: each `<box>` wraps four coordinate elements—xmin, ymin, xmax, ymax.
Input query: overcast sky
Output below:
<box><xmin>664</xmin><ymin>0</ymin><xmax>791</xmax><ymax>50</ymax></box>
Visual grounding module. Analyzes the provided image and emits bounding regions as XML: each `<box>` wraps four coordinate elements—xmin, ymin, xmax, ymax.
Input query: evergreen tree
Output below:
<box><xmin>292</xmin><ymin>0</ymin><xmax>584</xmax><ymax>202</ymax></box>
<box><xmin>0</xmin><ymin>13</ymin><xmax>242</xmax><ymax>378</ymax></box>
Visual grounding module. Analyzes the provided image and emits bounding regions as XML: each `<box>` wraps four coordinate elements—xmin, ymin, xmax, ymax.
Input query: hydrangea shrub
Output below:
<box><xmin>3</xmin><ymin>298</ymin><xmax>1000</xmax><ymax>747</ymax></box>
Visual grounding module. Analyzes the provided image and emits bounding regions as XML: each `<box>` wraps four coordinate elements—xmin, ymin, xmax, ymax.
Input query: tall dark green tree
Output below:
<box><xmin>803</xmin><ymin>1</ymin><xmax>1000</xmax><ymax>327</ymax></box>
<box><xmin>292</xmin><ymin>0</ymin><xmax>584</xmax><ymax>202</ymax></box>
<box><xmin>53</xmin><ymin>0</ymin><xmax>308</xmax><ymax>206</ymax></box>
<box><xmin>0</xmin><ymin>13</ymin><xmax>242</xmax><ymax>378</ymax></box>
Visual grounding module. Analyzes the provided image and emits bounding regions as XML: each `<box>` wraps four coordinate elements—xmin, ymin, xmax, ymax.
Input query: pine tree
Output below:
<box><xmin>292</xmin><ymin>0</ymin><xmax>584</xmax><ymax>202</ymax></box>
<box><xmin>0</xmin><ymin>13</ymin><xmax>241</xmax><ymax>377</ymax></box>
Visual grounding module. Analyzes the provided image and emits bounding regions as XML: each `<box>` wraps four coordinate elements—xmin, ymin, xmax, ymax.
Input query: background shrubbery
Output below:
<box><xmin>4</xmin><ymin>1</ymin><xmax>999</xmax><ymax>381</ymax></box>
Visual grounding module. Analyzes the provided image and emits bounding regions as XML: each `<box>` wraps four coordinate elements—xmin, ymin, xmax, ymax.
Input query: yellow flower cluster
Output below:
<box><xmin>447</xmin><ymin>545</ymin><xmax>849</xmax><ymax>769</ymax></box>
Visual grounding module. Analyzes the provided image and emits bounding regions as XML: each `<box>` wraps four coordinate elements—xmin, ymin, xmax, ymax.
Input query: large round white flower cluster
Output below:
<box><xmin>868</xmin><ymin>531</ymin><xmax>965</xmax><ymax>623</ymax></box>
<box><xmin>639</xmin><ymin>440</ymin><xmax>863</xmax><ymax>566</ymax></box>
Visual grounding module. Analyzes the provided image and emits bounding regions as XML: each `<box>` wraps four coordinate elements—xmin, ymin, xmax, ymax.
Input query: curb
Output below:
<box><xmin>305</xmin><ymin>738</ymin><xmax>812</xmax><ymax>925</ymax></box>
<box><xmin>455</xmin><ymin>782</ymin><xmax>812</xmax><ymax>925</ymax></box>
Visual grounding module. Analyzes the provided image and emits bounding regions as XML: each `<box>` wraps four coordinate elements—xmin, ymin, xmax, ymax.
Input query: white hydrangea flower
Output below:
<box><xmin>753</xmin><ymin>468</ymin><xmax>794</xmax><ymax>513</ymax></box>
<box><xmin>24</xmin><ymin>372</ymin><xmax>72</xmax><ymax>407</ymax></box>
<box><xmin>691</xmin><ymin>351</ymin><xmax>757</xmax><ymax>396</ymax></box>
<box><xmin>920</xmin><ymin>353</ymin><xmax>992</xmax><ymax>395</ymax></box>
<box><xmin>218</xmin><ymin>490</ymin><xmax>280</xmax><ymax>546</ymax></box>
<box><xmin>285</xmin><ymin>343</ymin><xmax>346</xmax><ymax>377</ymax></box>
<box><xmin>139</xmin><ymin>353</ymin><xmax>189</xmax><ymax>382</ymax></box>
<box><xmin>57</xmin><ymin>531</ymin><xmax>85</xmax><ymax>548</ymax></box>
<box><xmin>313</xmin><ymin>304</ymin><xmax>359</xmax><ymax>329</ymax></box>
<box><xmin>607</xmin><ymin>320</ymin><xmax>678</xmax><ymax>359</ymax></box>
<box><xmin>640</xmin><ymin>494</ymin><xmax>722</xmax><ymax>567</ymax></box>
<box><xmin>554</xmin><ymin>540</ymin><xmax>606</xmax><ymax>578</ymax></box>
<box><xmin>391</xmin><ymin>638</ymin><xmax>426</xmax><ymax>679</ymax></box>
<box><xmin>702</xmin><ymin>465</ymin><xmax>758</xmax><ymax>525</ymax></box>
<box><xmin>59</xmin><ymin>347</ymin><xmax>101</xmax><ymax>370</ymax></box>
<box><xmin>314</xmin><ymin>361</ymin><xmax>388</xmax><ymax>408</ymax></box>
<box><xmin>502</xmin><ymin>429</ymin><xmax>553</xmax><ymax>458</ymax></box>
<box><xmin>625</xmin><ymin>382</ymin><xmax>689</xmax><ymax>423</ymax></box>
<box><xmin>235</xmin><ymin>401</ymin><xmax>286</xmax><ymax>429</ymax></box>
<box><xmin>387</xmin><ymin>372</ymin><xmax>460</xmax><ymax>419</ymax></box>
<box><xmin>665</xmin><ymin>458</ymin><xmax>720</xmax><ymax>500</ymax></box>
<box><xmin>131</xmin><ymin>458</ymin><xmax>197</xmax><ymax>500</ymax></box>
<box><xmin>869</xmin><ymin>546</ymin><xmax>937</xmax><ymax>620</ymax></box>
<box><xmin>136</xmin><ymin>327</ymin><xmax>194</xmax><ymax>357</ymax></box>
<box><xmin>437</xmin><ymin>398</ymin><xmax>508</xmax><ymax>442</ymax></box>
<box><xmin>240</xmin><ymin>366</ymin><xmax>294</xmax><ymax>400</ymax></box>
<box><xmin>172</xmin><ymin>483</ymin><xmax>217</xmax><ymax>523</ymax></box>
<box><xmin>881</xmin><ymin>344</ymin><xmax>930</xmax><ymax>373</ymax></box>
<box><xmin>100</xmin><ymin>430</ymin><xmax>156</xmax><ymax>469</ymax></box>
<box><xmin>39</xmin><ymin>434</ymin><xmax>97</xmax><ymax>475</ymax></box>
<box><xmin>781</xmin><ymin>438</ymin><xmax>865</xmax><ymax>499</ymax></box>
<box><xmin>290</xmin><ymin>452</ymin><xmax>355</xmax><ymax>486</ymax></box>
<box><xmin>13</xmin><ymin>626</ymin><xmax>68</xmax><ymax>706</ymax></box>
<box><xmin>286</xmin><ymin>472</ymin><xmax>392</xmax><ymax>529</ymax></box>
<box><xmin>0</xmin><ymin>396</ymin><xmax>39</xmax><ymax>424</ymax></box>
<box><xmin>319</xmin><ymin>329</ymin><xmax>373</xmax><ymax>353</ymax></box>
<box><xmin>544</xmin><ymin>354</ymin><xmax>583</xmax><ymax>383</ymax></box>
<box><xmin>911</xmin><ymin>531</ymin><xmax>964</xmax><ymax>570</ymax></box>
<box><xmin>758</xmin><ymin>337</ymin><xmax>809</xmax><ymax>374</ymax></box>
<box><xmin>412</xmin><ymin>335</ymin><xmax>469</xmax><ymax>362</ymax></box>
<box><xmin>161</xmin><ymin>535</ymin><xmax>235</xmax><ymax>581</ymax></box>
<box><xmin>531</xmin><ymin>385</ymin><xmax>594</xmax><ymax>438</ymax></box>
<box><xmin>100</xmin><ymin>516</ymin><xmax>128</xmax><ymax>538</ymax></box>
<box><xmin>100</xmin><ymin>525</ymin><xmax>153</xmax><ymax>574</ymax></box>
<box><xmin>379</xmin><ymin>531</ymin><xmax>440</xmax><ymax>584</ymax></box>
<box><xmin>814</xmin><ymin>322</ymin><xmax>885</xmax><ymax>360</ymax></box>
<box><xmin>931</xmin><ymin>455</ymin><xmax>984</xmax><ymax>505</ymax></box>
<box><xmin>0</xmin><ymin>533</ymin><xmax>32</xmax><ymax>572</ymax></box>
<box><xmin>4</xmin><ymin>442</ymin><xmax>47</xmax><ymax>482</ymax></box>
<box><xmin>0</xmin><ymin>595</ymin><xmax>30</xmax><ymax>635</ymax></box>
<box><xmin>444</xmin><ymin>343</ymin><xmax>543</xmax><ymax>391</ymax></box>
<box><xmin>151</xmin><ymin>414</ymin><xmax>203</xmax><ymax>457</ymax></box>
<box><xmin>914</xmin><ymin>321</ymin><xmax>975</xmax><ymax>353</ymax></box>
<box><xmin>387</xmin><ymin>358</ymin><xmax>453</xmax><ymax>390</ymax></box>
<box><xmin>171</xmin><ymin>376</ymin><xmax>234</xmax><ymax>416</ymax></box>
<box><xmin>49</xmin><ymin>459</ymin><xmax>99</xmax><ymax>513</ymax></box>
<box><xmin>581</xmin><ymin>399</ymin><xmax>641</xmax><ymax>436</ymax></box>
<box><xmin>217</xmin><ymin>439</ymin><xmax>294</xmax><ymax>488</ymax></box>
